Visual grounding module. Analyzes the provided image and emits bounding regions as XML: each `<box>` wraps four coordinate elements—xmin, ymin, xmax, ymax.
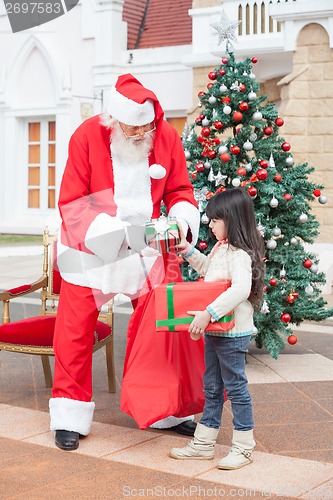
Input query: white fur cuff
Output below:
<box><xmin>85</xmin><ymin>213</ymin><xmax>128</xmax><ymax>263</ymax></box>
<box><xmin>168</xmin><ymin>202</ymin><xmax>200</xmax><ymax>245</ymax></box>
<box><xmin>49</xmin><ymin>397</ymin><xmax>95</xmax><ymax>436</ymax></box>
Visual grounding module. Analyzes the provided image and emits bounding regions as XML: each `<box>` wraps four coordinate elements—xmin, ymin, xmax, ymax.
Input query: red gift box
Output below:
<box><xmin>155</xmin><ymin>281</ymin><xmax>235</xmax><ymax>332</ymax></box>
<box><xmin>145</xmin><ymin>217</ymin><xmax>180</xmax><ymax>253</ymax></box>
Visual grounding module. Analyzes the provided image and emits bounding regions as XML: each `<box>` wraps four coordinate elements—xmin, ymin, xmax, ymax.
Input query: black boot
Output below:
<box><xmin>171</xmin><ymin>420</ymin><xmax>197</xmax><ymax>436</ymax></box>
<box><xmin>55</xmin><ymin>430</ymin><xmax>80</xmax><ymax>451</ymax></box>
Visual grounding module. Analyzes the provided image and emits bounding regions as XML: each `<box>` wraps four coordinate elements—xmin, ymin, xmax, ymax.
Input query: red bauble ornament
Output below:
<box><xmin>257</xmin><ymin>168</ymin><xmax>268</xmax><ymax>180</ymax></box>
<box><xmin>195</xmin><ymin>162</ymin><xmax>205</xmax><ymax>172</ymax></box>
<box><xmin>239</xmin><ymin>102</ymin><xmax>249</xmax><ymax>111</ymax></box>
<box><xmin>214</xmin><ymin>120</ymin><xmax>224</xmax><ymax>130</ymax></box>
<box><xmin>177</xmin><ymin>256</ymin><xmax>184</xmax><ymax>265</ymax></box>
<box><xmin>208</xmin><ymin>150</ymin><xmax>217</xmax><ymax>159</ymax></box>
<box><xmin>275</xmin><ymin>117</ymin><xmax>284</xmax><ymax>127</ymax></box>
<box><xmin>201</xmin><ymin>127</ymin><xmax>211</xmax><ymax>137</ymax></box>
<box><xmin>231</xmin><ymin>145</ymin><xmax>241</xmax><ymax>155</ymax></box>
<box><xmin>292</xmin><ymin>291</ymin><xmax>299</xmax><ymax>298</ymax></box>
<box><xmin>283</xmin><ymin>193</ymin><xmax>292</xmax><ymax>201</ymax></box>
<box><xmin>237</xmin><ymin>167</ymin><xmax>247</xmax><ymax>176</ymax></box>
<box><xmin>222</xmin><ymin>96</ymin><xmax>231</xmax><ymax>103</ymax></box>
<box><xmin>269</xmin><ymin>278</ymin><xmax>277</xmax><ymax>286</ymax></box>
<box><xmin>207</xmin><ymin>83</ymin><xmax>213</xmax><ymax>89</ymax></box>
<box><xmin>199</xmin><ymin>114</ymin><xmax>205</xmax><ymax>119</ymax></box>
<box><xmin>197</xmin><ymin>276</ymin><xmax>204</xmax><ymax>282</ymax></box>
<box><xmin>273</xmin><ymin>174</ymin><xmax>282</xmax><ymax>183</ymax></box>
<box><xmin>199</xmin><ymin>241</ymin><xmax>208</xmax><ymax>251</ymax></box>
<box><xmin>288</xmin><ymin>334</ymin><xmax>298</xmax><ymax>345</ymax></box>
<box><xmin>259</xmin><ymin>159</ymin><xmax>269</xmax><ymax>169</ymax></box>
<box><xmin>221</xmin><ymin>57</ymin><xmax>229</xmax><ymax>64</ymax></box>
<box><xmin>286</xmin><ymin>294</ymin><xmax>295</xmax><ymax>304</ymax></box>
<box><xmin>232</xmin><ymin>111</ymin><xmax>243</xmax><ymax>122</ymax></box>
<box><xmin>264</xmin><ymin>126</ymin><xmax>273</xmax><ymax>136</ymax></box>
<box><xmin>251</xmin><ymin>57</ymin><xmax>258</xmax><ymax>63</ymax></box>
<box><xmin>303</xmin><ymin>259</ymin><xmax>313</xmax><ymax>269</ymax></box>
<box><xmin>281</xmin><ymin>313</ymin><xmax>291</xmax><ymax>323</ymax></box>
<box><xmin>248</xmin><ymin>186</ymin><xmax>257</xmax><ymax>197</ymax></box>
<box><xmin>208</xmin><ymin>71</ymin><xmax>217</xmax><ymax>80</ymax></box>
<box><xmin>281</xmin><ymin>142</ymin><xmax>291</xmax><ymax>152</ymax></box>
<box><xmin>198</xmin><ymin>91</ymin><xmax>205</xmax><ymax>98</ymax></box>
<box><xmin>195</xmin><ymin>117</ymin><xmax>202</xmax><ymax>125</ymax></box>
<box><xmin>220</xmin><ymin>153</ymin><xmax>231</xmax><ymax>163</ymax></box>
<box><xmin>219</xmin><ymin>69</ymin><xmax>226</xmax><ymax>76</ymax></box>
<box><xmin>313</xmin><ymin>189</ymin><xmax>321</xmax><ymax>197</ymax></box>
<box><xmin>239</xmin><ymin>83</ymin><xmax>246</xmax><ymax>92</ymax></box>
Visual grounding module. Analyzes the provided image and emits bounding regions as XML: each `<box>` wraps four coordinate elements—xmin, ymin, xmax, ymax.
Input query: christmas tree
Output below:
<box><xmin>181</xmin><ymin>13</ymin><xmax>333</xmax><ymax>358</ymax></box>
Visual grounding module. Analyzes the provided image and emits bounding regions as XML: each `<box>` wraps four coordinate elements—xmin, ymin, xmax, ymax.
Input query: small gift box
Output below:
<box><xmin>145</xmin><ymin>216</ymin><xmax>180</xmax><ymax>253</ymax></box>
<box><xmin>155</xmin><ymin>281</ymin><xmax>235</xmax><ymax>332</ymax></box>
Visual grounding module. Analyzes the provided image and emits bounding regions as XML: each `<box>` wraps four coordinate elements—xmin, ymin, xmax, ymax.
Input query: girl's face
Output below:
<box><xmin>209</xmin><ymin>218</ymin><xmax>227</xmax><ymax>241</ymax></box>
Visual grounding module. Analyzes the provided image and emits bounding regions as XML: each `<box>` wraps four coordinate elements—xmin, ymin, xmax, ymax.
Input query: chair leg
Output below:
<box><xmin>41</xmin><ymin>355</ymin><xmax>53</xmax><ymax>388</ymax></box>
<box><xmin>105</xmin><ymin>339</ymin><xmax>116</xmax><ymax>393</ymax></box>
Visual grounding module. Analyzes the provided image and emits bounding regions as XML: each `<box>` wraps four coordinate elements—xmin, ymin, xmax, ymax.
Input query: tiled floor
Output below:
<box><xmin>1</xmin><ymin>251</ymin><xmax>333</xmax><ymax>499</ymax></box>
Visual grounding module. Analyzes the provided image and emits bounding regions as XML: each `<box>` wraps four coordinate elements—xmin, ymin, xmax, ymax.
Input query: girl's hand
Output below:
<box><xmin>175</xmin><ymin>222</ymin><xmax>188</xmax><ymax>251</ymax></box>
<box><xmin>187</xmin><ymin>310</ymin><xmax>211</xmax><ymax>340</ymax></box>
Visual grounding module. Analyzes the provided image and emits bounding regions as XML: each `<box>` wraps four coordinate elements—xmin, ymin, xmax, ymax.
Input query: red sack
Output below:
<box><xmin>155</xmin><ymin>281</ymin><xmax>235</xmax><ymax>332</ymax></box>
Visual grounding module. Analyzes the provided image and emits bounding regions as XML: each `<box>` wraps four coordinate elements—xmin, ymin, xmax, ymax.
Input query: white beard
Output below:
<box><xmin>108</xmin><ymin>119</ymin><xmax>154</xmax><ymax>164</ymax></box>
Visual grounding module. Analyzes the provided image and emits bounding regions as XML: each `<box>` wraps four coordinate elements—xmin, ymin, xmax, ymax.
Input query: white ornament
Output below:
<box><xmin>184</xmin><ymin>150</ymin><xmax>191</xmax><ymax>160</ymax></box>
<box><xmin>202</xmin><ymin>118</ymin><xmax>211</xmax><ymax>126</ymax></box>
<box><xmin>285</xmin><ymin>156</ymin><xmax>294</xmax><ymax>167</ymax></box>
<box><xmin>299</xmin><ymin>213</ymin><xmax>308</xmax><ymax>223</ymax></box>
<box><xmin>266</xmin><ymin>239</ymin><xmax>277</xmax><ymax>250</ymax></box>
<box><xmin>218</xmin><ymin>145</ymin><xmax>228</xmax><ymax>154</ymax></box>
<box><xmin>223</xmin><ymin>105</ymin><xmax>232</xmax><ymax>115</ymax></box>
<box><xmin>305</xmin><ymin>284</ymin><xmax>314</xmax><ymax>295</ymax></box>
<box><xmin>272</xmin><ymin>226</ymin><xmax>281</xmax><ymax>237</ymax></box>
<box><xmin>210</xmin><ymin>10</ymin><xmax>240</xmax><ymax>47</ymax></box>
<box><xmin>249</xmin><ymin>72</ymin><xmax>256</xmax><ymax>80</ymax></box>
<box><xmin>257</xmin><ymin>223</ymin><xmax>265</xmax><ymax>236</ymax></box>
<box><xmin>319</xmin><ymin>195</ymin><xmax>327</xmax><ymax>204</ymax></box>
<box><xmin>204</xmin><ymin>161</ymin><xmax>211</xmax><ymax>169</ymax></box>
<box><xmin>280</xmin><ymin>267</ymin><xmax>286</xmax><ymax>278</ymax></box>
<box><xmin>215</xmin><ymin>169</ymin><xmax>227</xmax><ymax>186</ymax></box>
<box><xmin>310</xmin><ymin>264</ymin><xmax>319</xmax><ymax>274</ymax></box>
<box><xmin>268</xmin><ymin>153</ymin><xmax>275</xmax><ymax>169</ymax></box>
<box><xmin>220</xmin><ymin>84</ymin><xmax>228</xmax><ymax>93</ymax></box>
<box><xmin>208</xmin><ymin>167</ymin><xmax>215</xmax><ymax>182</ymax></box>
<box><xmin>248</xmin><ymin>91</ymin><xmax>257</xmax><ymax>101</ymax></box>
<box><xmin>270</xmin><ymin>196</ymin><xmax>279</xmax><ymax>208</ymax></box>
<box><xmin>243</xmin><ymin>140</ymin><xmax>253</xmax><ymax>151</ymax></box>
<box><xmin>290</xmin><ymin>237</ymin><xmax>298</xmax><ymax>246</ymax></box>
<box><xmin>232</xmin><ymin>178</ymin><xmax>241</xmax><ymax>187</ymax></box>
<box><xmin>149</xmin><ymin>164</ymin><xmax>166</xmax><ymax>179</ymax></box>
<box><xmin>201</xmin><ymin>213</ymin><xmax>209</xmax><ymax>224</ymax></box>
<box><xmin>252</xmin><ymin>111</ymin><xmax>263</xmax><ymax>121</ymax></box>
<box><xmin>245</xmin><ymin>163</ymin><xmax>253</xmax><ymax>172</ymax></box>
<box><xmin>208</xmin><ymin>96</ymin><xmax>217</xmax><ymax>104</ymax></box>
<box><xmin>249</xmin><ymin>133</ymin><xmax>257</xmax><ymax>142</ymax></box>
<box><xmin>261</xmin><ymin>300</ymin><xmax>270</xmax><ymax>314</ymax></box>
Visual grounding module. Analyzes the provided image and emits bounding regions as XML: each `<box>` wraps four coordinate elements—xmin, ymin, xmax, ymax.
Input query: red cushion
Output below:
<box><xmin>0</xmin><ymin>316</ymin><xmax>111</xmax><ymax>347</ymax></box>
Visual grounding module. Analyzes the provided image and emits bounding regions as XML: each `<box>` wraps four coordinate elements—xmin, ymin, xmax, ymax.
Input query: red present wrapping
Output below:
<box><xmin>155</xmin><ymin>281</ymin><xmax>235</xmax><ymax>332</ymax></box>
<box><xmin>145</xmin><ymin>216</ymin><xmax>180</xmax><ymax>253</ymax></box>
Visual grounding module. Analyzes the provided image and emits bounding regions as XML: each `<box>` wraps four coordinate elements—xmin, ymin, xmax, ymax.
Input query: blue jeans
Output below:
<box><xmin>200</xmin><ymin>334</ymin><xmax>253</xmax><ymax>431</ymax></box>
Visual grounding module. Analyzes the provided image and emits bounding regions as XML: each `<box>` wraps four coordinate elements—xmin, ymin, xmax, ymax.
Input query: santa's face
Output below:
<box><xmin>119</xmin><ymin>121</ymin><xmax>155</xmax><ymax>142</ymax></box>
<box><xmin>111</xmin><ymin>119</ymin><xmax>155</xmax><ymax>163</ymax></box>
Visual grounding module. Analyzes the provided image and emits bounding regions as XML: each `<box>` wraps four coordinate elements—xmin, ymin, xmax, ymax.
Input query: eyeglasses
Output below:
<box><xmin>119</xmin><ymin>122</ymin><xmax>156</xmax><ymax>140</ymax></box>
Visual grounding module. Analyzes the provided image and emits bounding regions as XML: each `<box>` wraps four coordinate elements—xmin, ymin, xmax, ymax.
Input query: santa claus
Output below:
<box><xmin>50</xmin><ymin>74</ymin><xmax>202</xmax><ymax>451</ymax></box>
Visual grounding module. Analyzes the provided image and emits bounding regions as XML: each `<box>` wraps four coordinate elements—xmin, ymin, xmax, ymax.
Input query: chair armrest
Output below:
<box><xmin>0</xmin><ymin>276</ymin><xmax>47</xmax><ymax>301</ymax></box>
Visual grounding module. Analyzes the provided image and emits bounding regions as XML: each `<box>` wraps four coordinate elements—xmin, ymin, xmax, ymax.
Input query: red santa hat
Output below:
<box><xmin>107</xmin><ymin>74</ymin><xmax>160</xmax><ymax>126</ymax></box>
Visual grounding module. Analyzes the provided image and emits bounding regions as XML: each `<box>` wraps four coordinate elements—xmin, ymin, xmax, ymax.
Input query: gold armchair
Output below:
<box><xmin>0</xmin><ymin>228</ymin><xmax>116</xmax><ymax>392</ymax></box>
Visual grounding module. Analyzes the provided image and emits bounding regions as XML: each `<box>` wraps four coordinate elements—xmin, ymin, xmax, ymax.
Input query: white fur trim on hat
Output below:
<box><xmin>107</xmin><ymin>86</ymin><xmax>155</xmax><ymax>126</ymax></box>
<box><xmin>49</xmin><ymin>397</ymin><xmax>95</xmax><ymax>435</ymax></box>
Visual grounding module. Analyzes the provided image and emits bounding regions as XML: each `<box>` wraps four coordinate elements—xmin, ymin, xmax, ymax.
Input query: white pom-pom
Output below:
<box><xmin>149</xmin><ymin>164</ymin><xmax>166</xmax><ymax>179</ymax></box>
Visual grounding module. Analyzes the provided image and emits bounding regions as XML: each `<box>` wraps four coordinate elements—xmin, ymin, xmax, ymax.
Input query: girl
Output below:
<box><xmin>169</xmin><ymin>187</ymin><xmax>265</xmax><ymax>470</ymax></box>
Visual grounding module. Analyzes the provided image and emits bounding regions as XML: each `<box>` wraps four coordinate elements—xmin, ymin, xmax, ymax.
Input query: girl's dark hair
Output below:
<box><xmin>205</xmin><ymin>188</ymin><xmax>265</xmax><ymax>311</ymax></box>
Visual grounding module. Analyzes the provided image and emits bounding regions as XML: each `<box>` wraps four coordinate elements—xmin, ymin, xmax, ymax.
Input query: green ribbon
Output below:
<box><xmin>156</xmin><ymin>282</ymin><xmax>235</xmax><ymax>332</ymax></box>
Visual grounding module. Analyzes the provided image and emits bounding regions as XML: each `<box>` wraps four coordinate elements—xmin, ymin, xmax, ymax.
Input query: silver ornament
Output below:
<box><xmin>232</xmin><ymin>177</ymin><xmax>241</xmax><ymax>187</ymax></box>
<box><xmin>201</xmin><ymin>213</ymin><xmax>209</xmax><ymax>224</ymax></box>
<box><xmin>319</xmin><ymin>195</ymin><xmax>327</xmax><ymax>204</ymax></box>
<box><xmin>268</xmin><ymin>153</ymin><xmax>275</xmax><ymax>169</ymax></box>
<box><xmin>208</xmin><ymin>96</ymin><xmax>217</xmax><ymax>104</ymax></box>
<box><xmin>198</xmin><ymin>101</ymin><xmax>202</xmax><ymax>108</ymax></box>
<box><xmin>204</xmin><ymin>161</ymin><xmax>211</xmax><ymax>170</ymax></box>
<box><xmin>215</xmin><ymin>169</ymin><xmax>227</xmax><ymax>186</ymax></box>
<box><xmin>243</xmin><ymin>140</ymin><xmax>253</xmax><ymax>151</ymax></box>
<box><xmin>218</xmin><ymin>145</ymin><xmax>228</xmax><ymax>154</ymax></box>
<box><xmin>220</xmin><ymin>84</ymin><xmax>228</xmax><ymax>93</ymax></box>
<box><xmin>299</xmin><ymin>213</ymin><xmax>308</xmax><ymax>223</ymax></box>
<box><xmin>266</xmin><ymin>239</ymin><xmax>277</xmax><ymax>250</ymax></box>
<box><xmin>310</xmin><ymin>264</ymin><xmax>319</xmax><ymax>274</ymax></box>
<box><xmin>252</xmin><ymin>111</ymin><xmax>263</xmax><ymax>121</ymax></box>
<box><xmin>249</xmin><ymin>133</ymin><xmax>257</xmax><ymax>142</ymax></box>
<box><xmin>248</xmin><ymin>91</ymin><xmax>257</xmax><ymax>101</ymax></box>
<box><xmin>257</xmin><ymin>223</ymin><xmax>265</xmax><ymax>236</ymax></box>
<box><xmin>305</xmin><ymin>284</ymin><xmax>314</xmax><ymax>295</ymax></box>
<box><xmin>202</xmin><ymin>118</ymin><xmax>211</xmax><ymax>126</ymax></box>
<box><xmin>272</xmin><ymin>226</ymin><xmax>281</xmax><ymax>237</ymax></box>
<box><xmin>290</xmin><ymin>237</ymin><xmax>298</xmax><ymax>246</ymax></box>
<box><xmin>249</xmin><ymin>72</ymin><xmax>256</xmax><ymax>80</ymax></box>
<box><xmin>208</xmin><ymin>167</ymin><xmax>215</xmax><ymax>182</ymax></box>
<box><xmin>184</xmin><ymin>150</ymin><xmax>191</xmax><ymax>160</ymax></box>
<box><xmin>280</xmin><ymin>267</ymin><xmax>286</xmax><ymax>278</ymax></box>
<box><xmin>223</xmin><ymin>105</ymin><xmax>232</xmax><ymax>115</ymax></box>
<box><xmin>285</xmin><ymin>156</ymin><xmax>294</xmax><ymax>166</ymax></box>
<box><xmin>245</xmin><ymin>162</ymin><xmax>253</xmax><ymax>172</ymax></box>
<box><xmin>270</xmin><ymin>196</ymin><xmax>279</xmax><ymax>208</ymax></box>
